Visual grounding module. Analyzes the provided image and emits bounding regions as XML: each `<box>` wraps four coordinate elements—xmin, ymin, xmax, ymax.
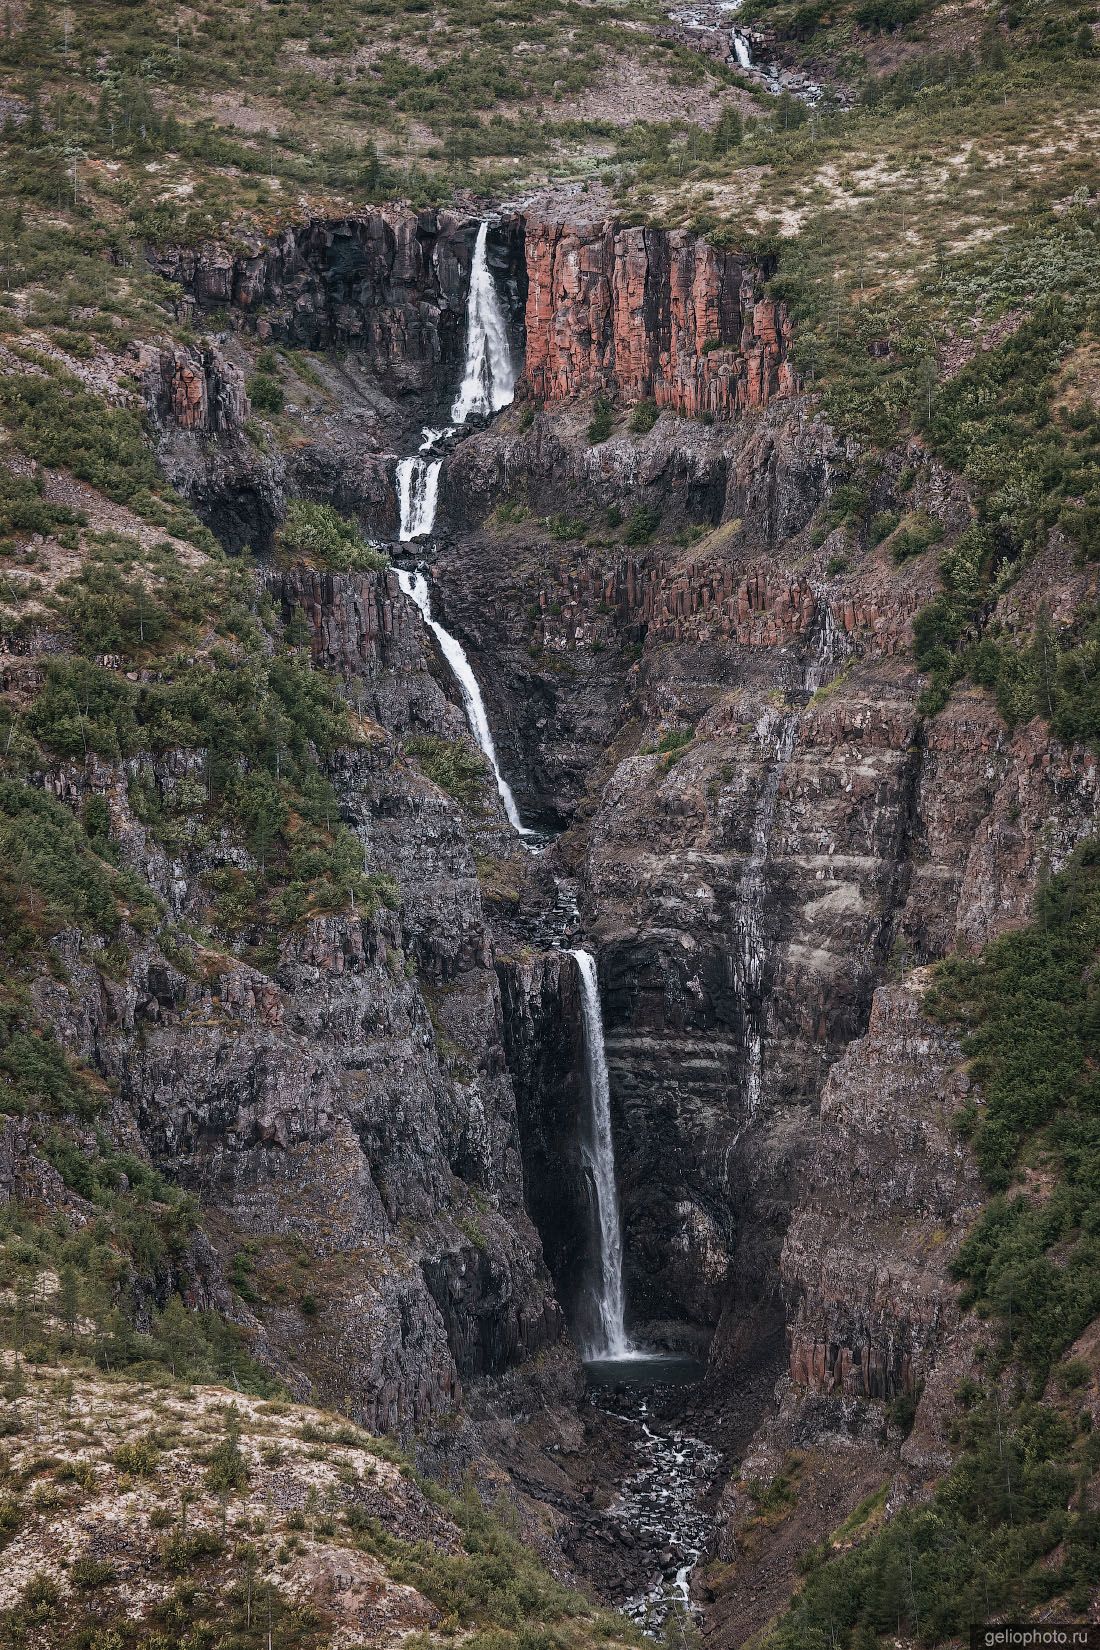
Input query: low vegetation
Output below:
<box><xmin>0</xmin><ymin>1359</ymin><xmax>636</xmax><ymax>1650</ymax></box>
<box><xmin>766</xmin><ymin>844</ymin><xmax>1100</xmax><ymax>1647</ymax></box>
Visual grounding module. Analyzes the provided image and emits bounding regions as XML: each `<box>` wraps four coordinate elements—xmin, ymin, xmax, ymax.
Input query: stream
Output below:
<box><xmin>587</xmin><ymin>1358</ymin><xmax>720</xmax><ymax>1633</ymax></box>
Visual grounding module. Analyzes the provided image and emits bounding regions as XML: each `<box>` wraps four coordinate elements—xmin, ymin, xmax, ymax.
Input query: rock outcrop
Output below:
<box><xmin>523</xmin><ymin>218</ymin><xmax>795</xmax><ymax>416</ymax></box>
<box><xmin>135</xmin><ymin>340</ymin><xmax>250</xmax><ymax>434</ymax></box>
<box><xmin>782</xmin><ymin>980</ymin><xmax>981</xmax><ymax>1401</ymax></box>
<box><xmin>147</xmin><ymin>209</ymin><xmax>527</xmax><ymax>396</ymax></box>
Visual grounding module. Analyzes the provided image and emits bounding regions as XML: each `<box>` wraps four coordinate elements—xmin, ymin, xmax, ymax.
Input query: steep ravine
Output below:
<box><xmin>130</xmin><ymin>199</ymin><xmax>1100</xmax><ymax>1633</ymax></box>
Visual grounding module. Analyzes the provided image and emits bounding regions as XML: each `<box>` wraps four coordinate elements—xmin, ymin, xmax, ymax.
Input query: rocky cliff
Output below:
<box><xmin>522</xmin><ymin>218</ymin><xmax>795</xmax><ymax>416</ymax></box>
<box><xmin>431</xmin><ymin>393</ymin><xmax>1099</xmax><ymax>1378</ymax></box>
<box><xmin>2</xmin><ymin>556</ymin><xmax>565</xmax><ymax>1436</ymax></box>
<box><xmin>148</xmin><ymin>209</ymin><xmax>527</xmax><ymax>392</ymax></box>
<box><xmin>10</xmin><ymin>193</ymin><xmax>1094</xmax><ymax>1634</ymax></box>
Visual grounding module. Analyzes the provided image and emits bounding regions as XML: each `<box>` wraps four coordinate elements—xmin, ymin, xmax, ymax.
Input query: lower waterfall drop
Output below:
<box><xmin>396</xmin><ymin>568</ymin><xmax>531</xmax><ymax>835</ymax></box>
<box><xmin>571</xmin><ymin>947</ymin><xmax>633</xmax><ymax>1362</ymax></box>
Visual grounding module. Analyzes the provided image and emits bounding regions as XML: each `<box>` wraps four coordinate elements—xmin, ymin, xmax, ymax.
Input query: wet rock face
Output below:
<box><xmin>496</xmin><ymin>953</ymin><xmax>597</xmax><ymax>1337</ymax></box>
<box><xmin>522</xmin><ymin>218</ymin><xmax>796</xmax><ymax>416</ymax></box>
<box><xmin>142</xmin><ymin>209</ymin><xmax>527</xmax><ymax>551</ymax></box>
<box><xmin>436</xmin><ymin>406</ymin><xmax>836</xmax><ymax>825</ymax></box>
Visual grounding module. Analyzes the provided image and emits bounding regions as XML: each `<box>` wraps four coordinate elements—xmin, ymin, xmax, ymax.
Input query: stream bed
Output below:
<box><xmin>586</xmin><ymin>1357</ymin><xmax>721</xmax><ymax>1634</ymax></box>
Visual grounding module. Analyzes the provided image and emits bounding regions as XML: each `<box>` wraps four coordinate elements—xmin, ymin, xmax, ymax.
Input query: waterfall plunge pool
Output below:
<box><xmin>585</xmin><ymin>1352</ymin><xmax>706</xmax><ymax>1389</ymax></box>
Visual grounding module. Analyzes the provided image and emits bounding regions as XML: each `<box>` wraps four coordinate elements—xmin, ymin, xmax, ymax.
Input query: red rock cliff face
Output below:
<box><xmin>522</xmin><ymin>218</ymin><xmax>796</xmax><ymax>416</ymax></box>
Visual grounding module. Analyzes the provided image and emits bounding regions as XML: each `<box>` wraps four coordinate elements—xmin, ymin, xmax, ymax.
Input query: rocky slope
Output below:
<box><xmin>4</xmin><ymin>172</ymin><xmax>1100</xmax><ymax>1643</ymax></box>
<box><xmin>1</xmin><ymin>545</ymin><xmax>567</xmax><ymax>1438</ymax></box>
<box><xmin>0</xmin><ymin>1351</ymin><xmax>635</xmax><ymax>1650</ymax></box>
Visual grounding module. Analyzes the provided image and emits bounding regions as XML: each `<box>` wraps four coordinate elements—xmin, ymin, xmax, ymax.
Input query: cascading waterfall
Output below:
<box><xmin>736</xmin><ymin>605</ymin><xmax>841</xmax><ymax>1118</ymax></box>
<box><xmin>451</xmin><ymin>221</ymin><xmax>517</xmax><ymax>425</ymax></box>
<box><xmin>391</xmin><ymin>224</ymin><xmax>526</xmax><ymax>824</ymax></box>
<box><xmin>397</xmin><ymin>428</ymin><xmax>450</xmax><ymax>541</ymax></box>
<box><xmin>731</xmin><ymin>30</ymin><xmax>752</xmax><ymax>68</ymax></box>
<box><xmin>396</xmin><ymin>568</ymin><xmax>530</xmax><ymax>834</ymax></box>
<box><xmin>571</xmin><ymin>947</ymin><xmax>633</xmax><ymax>1361</ymax></box>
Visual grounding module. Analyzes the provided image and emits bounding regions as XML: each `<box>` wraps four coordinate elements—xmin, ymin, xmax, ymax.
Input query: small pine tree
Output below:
<box><xmin>712</xmin><ymin>106</ymin><xmax>743</xmax><ymax>156</ymax></box>
<box><xmin>57</xmin><ymin>1265</ymin><xmax>79</xmax><ymax>1345</ymax></box>
<box><xmin>205</xmin><ymin>1405</ymin><xmax>249</xmax><ymax>1494</ymax></box>
<box><xmin>152</xmin><ymin>1294</ymin><xmax>204</xmax><ymax>1378</ymax></box>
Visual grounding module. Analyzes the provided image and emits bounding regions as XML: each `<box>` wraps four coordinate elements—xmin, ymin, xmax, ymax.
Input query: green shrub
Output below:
<box><xmin>867</xmin><ymin>510</ymin><xmax>899</xmax><ymax>546</ymax></box>
<box><xmin>71</xmin><ymin>1556</ymin><xmax>117</xmax><ymax>1588</ymax></box>
<box><xmin>629</xmin><ymin>399</ymin><xmax>659</xmax><ymax>435</ymax></box>
<box><xmin>0</xmin><ymin>1495</ymin><xmax>22</xmax><ymax>1551</ymax></box>
<box><xmin>112</xmin><ymin>1435</ymin><xmax>161</xmax><ymax>1477</ymax></box>
<box><xmin>854</xmin><ymin>0</ymin><xmax>927</xmax><ymax>30</ymax></box>
<box><xmin>249</xmin><ymin>372</ymin><xmax>284</xmax><ymax>414</ymax></box>
<box><xmin>205</xmin><ymin>1408</ymin><xmax>249</xmax><ymax>1495</ymax></box>
<box><xmin>404</xmin><ymin>735</ymin><xmax>487</xmax><ymax>811</ymax></box>
<box><xmin>0</xmin><ymin>777</ymin><xmax>140</xmax><ymax>941</ymax></box>
<box><xmin>890</xmin><ymin>511</ymin><xmax>941</xmax><ymax>562</ymax></box>
<box><xmin>624</xmin><ymin>505</ymin><xmax>659</xmax><ymax>545</ymax></box>
<box><xmin>275</xmin><ymin>501</ymin><xmax>385</xmax><ymax>572</ymax></box>
<box><xmin>160</xmin><ymin>1528</ymin><xmax>225</xmax><ymax>1572</ymax></box>
<box><xmin>587</xmin><ymin>396</ymin><xmax>614</xmax><ymax>445</ymax></box>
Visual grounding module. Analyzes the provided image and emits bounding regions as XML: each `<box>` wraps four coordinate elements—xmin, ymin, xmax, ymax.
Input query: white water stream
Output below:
<box><xmin>600</xmin><ymin>1392</ymin><xmax>719</xmax><ymax>1633</ymax></box>
<box><xmin>736</xmin><ymin>608</ymin><xmax>842</xmax><ymax>1117</ymax></box>
<box><xmin>571</xmin><ymin>948</ymin><xmax>633</xmax><ymax>1361</ymax></box>
<box><xmin>396</xmin><ymin>568</ymin><xmax>530</xmax><ymax>835</ymax></box>
<box><xmin>731</xmin><ymin>30</ymin><xmax>752</xmax><ymax>67</ymax></box>
<box><xmin>392</xmin><ymin>219</ymin><xmax>533</xmax><ymax>832</ymax></box>
<box><xmin>396</xmin><ymin>427</ymin><xmax>450</xmax><ymax>542</ymax></box>
<box><xmin>451</xmin><ymin>220</ymin><xmax>517</xmax><ymax>425</ymax></box>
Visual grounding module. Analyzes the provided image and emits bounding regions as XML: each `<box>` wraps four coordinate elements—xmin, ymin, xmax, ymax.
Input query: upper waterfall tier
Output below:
<box><xmin>452</xmin><ymin>221</ymin><xmax>517</xmax><ymax>425</ymax></box>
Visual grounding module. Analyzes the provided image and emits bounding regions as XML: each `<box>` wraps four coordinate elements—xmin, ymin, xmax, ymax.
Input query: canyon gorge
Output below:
<box><xmin>4</xmin><ymin>179</ymin><xmax>1098</xmax><ymax>1643</ymax></box>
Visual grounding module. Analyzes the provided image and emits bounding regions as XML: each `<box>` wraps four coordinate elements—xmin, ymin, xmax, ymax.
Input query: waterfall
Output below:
<box><xmin>396</xmin><ymin>428</ymin><xmax>450</xmax><ymax>542</ymax></box>
<box><xmin>736</xmin><ymin>605</ymin><xmax>842</xmax><ymax>1117</ymax></box>
<box><xmin>397</xmin><ymin>457</ymin><xmax>441</xmax><ymax>541</ymax></box>
<box><xmin>731</xmin><ymin>30</ymin><xmax>752</xmax><ymax>68</ymax></box>
<box><xmin>396</xmin><ymin>567</ymin><xmax>531</xmax><ymax>834</ymax></box>
<box><xmin>571</xmin><ymin>948</ymin><xmax>632</xmax><ymax>1361</ymax></box>
<box><xmin>451</xmin><ymin>221</ymin><xmax>516</xmax><ymax>425</ymax></box>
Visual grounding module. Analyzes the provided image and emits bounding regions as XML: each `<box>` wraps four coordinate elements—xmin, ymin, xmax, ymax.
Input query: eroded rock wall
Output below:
<box><xmin>523</xmin><ymin>218</ymin><xmax>795</xmax><ymax>416</ymax></box>
<box><xmin>10</xmin><ymin>565</ymin><xmax>565</xmax><ymax>1434</ymax></box>
<box><xmin>149</xmin><ymin>209</ymin><xmax>527</xmax><ymax>390</ymax></box>
<box><xmin>431</xmin><ymin>401</ymin><xmax>1099</xmax><ymax>1390</ymax></box>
